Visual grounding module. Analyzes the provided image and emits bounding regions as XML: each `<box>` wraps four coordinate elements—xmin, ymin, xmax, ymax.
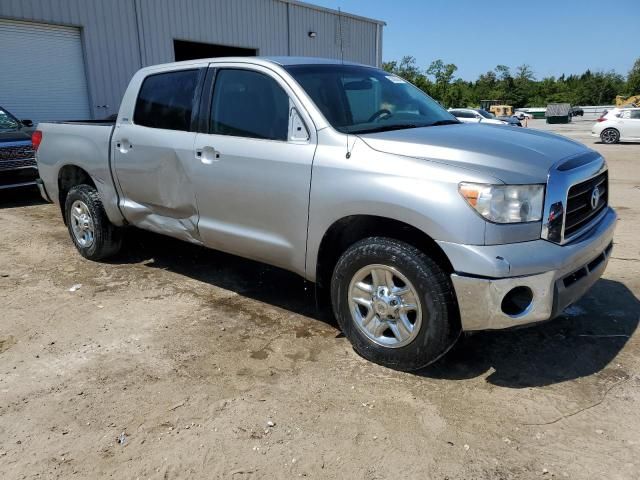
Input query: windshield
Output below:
<box><xmin>285</xmin><ymin>64</ymin><xmax>458</xmax><ymax>134</ymax></box>
<box><xmin>477</xmin><ymin>109</ymin><xmax>495</xmax><ymax>119</ymax></box>
<box><xmin>0</xmin><ymin>107</ymin><xmax>20</xmax><ymax>130</ymax></box>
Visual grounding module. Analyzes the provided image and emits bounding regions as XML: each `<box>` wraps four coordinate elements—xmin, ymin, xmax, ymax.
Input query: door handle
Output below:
<box><xmin>196</xmin><ymin>147</ymin><xmax>221</xmax><ymax>164</ymax></box>
<box><xmin>116</xmin><ymin>140</ymin><xmax>132</xmax><ymax>153</ymax></box>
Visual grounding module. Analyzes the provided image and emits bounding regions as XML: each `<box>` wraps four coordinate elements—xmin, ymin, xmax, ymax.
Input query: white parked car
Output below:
<box><xmin>513</xmin><ymin>111</ymin><xmax>533</xmax><ymax>120</ymax></box>
<box><xmin>598</xmin><ymin>108</ymin><xmax>621</xmax><ymax>120</ymax></box>
<box><xmin>448</xmin><ymin>108</ymin><xmax>508</xmax><ymax>125</ymax></box>
<box><xmin>592</xmin><ymin>108</ymin><xmax>640</xmax><ymax>144</ymax></box>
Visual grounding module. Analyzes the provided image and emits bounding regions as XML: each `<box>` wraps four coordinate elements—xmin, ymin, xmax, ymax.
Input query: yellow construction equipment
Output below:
<box><xmin>616</xmin><ymin>95</ymin><xmax>640</xmax><ymax>107</ymax></box>
<box><xmin>489</xmin><ymin>105</ymin><xmax>513</xmax><ymax>116</ymax></box>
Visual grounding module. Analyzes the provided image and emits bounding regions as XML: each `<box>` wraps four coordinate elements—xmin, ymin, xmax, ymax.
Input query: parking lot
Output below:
<box><xmin>0</xmin><ymin>119</ymin><xmax>638</xmax><ymax>479</ymax></box>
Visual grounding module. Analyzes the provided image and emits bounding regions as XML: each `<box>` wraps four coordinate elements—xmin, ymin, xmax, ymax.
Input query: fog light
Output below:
<box><xmin>501</xmin><ymin>286</ymin><xmax>533</xmax><ymax>317</ymax></box>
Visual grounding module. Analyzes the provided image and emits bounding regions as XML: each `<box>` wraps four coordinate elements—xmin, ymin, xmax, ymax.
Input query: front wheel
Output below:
<box><xmin>64</xmin><ymin>184</ymin><xmax>122</xmax><ymax>260</ymax></box>
<box><xmin>600</xmin><ymin>128</ymin><xmax>619</xmax><ymax>144</ymax></box>
<box><xmin>331</xmin><ymin>237</ymin><xmax>460</xmax><ymax>371</ymax></box>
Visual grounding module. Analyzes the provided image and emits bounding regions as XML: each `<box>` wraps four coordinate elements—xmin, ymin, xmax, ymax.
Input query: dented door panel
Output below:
<box><xmin>112</xmin><ymin>124</ymin><xmax>201</xmax><ymax>242</ymax></box>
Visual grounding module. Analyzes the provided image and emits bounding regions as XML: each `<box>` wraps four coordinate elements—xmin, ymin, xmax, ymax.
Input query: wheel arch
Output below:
<box><xmin>313</xmin><ymin>214</ymin><xmax>454</xmax><ymax>289</ymax></box>
<box><xmin>57</xmin><ymin>164</ymin><xmax>97</xmax><ymax>223</ymax></box>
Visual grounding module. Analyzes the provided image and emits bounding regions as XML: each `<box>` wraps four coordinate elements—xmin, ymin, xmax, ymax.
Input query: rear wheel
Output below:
<box><xmin>64</xmin><ymin>184</ymin><xmax>122</xmax><ymax>260</ymax></box>
<box><xmin>600</xmin><ymin>128</ymin><xmax>619</xmax><ymax>144</ymax></box>
<box><xmin>331</xmin><ymin>237</ymin><xmax>460</xmax><ymax>371</ymax></box>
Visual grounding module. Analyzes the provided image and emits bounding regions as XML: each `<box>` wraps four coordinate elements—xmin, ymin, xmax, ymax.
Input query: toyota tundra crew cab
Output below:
<box><xmin>34</xmin><ymin>57</ymin><xmax>617</xmax><ymax>371</ymax></box>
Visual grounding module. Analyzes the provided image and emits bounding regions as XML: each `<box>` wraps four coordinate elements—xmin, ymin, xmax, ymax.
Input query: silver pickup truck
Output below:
<box><xmin>35</xmin><ymin>57</ymin><xmax>616</xmax><ymax>371</ymax></box>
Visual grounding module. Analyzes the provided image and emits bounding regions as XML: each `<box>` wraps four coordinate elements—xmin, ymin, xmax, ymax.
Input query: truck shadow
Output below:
<box><xmin>121</xmin><ymin>228</ymin><xmax>330</xmax><ymax>324</ymax></box>
<box><xmin>420</xmin><ymin>278</ymin><xmax>638</xmax><ymax>388</ymax></box>
<box><xmin>121</xmin><ymin>229</ymin><xmax>637</xmax><ymax>388</ymax></box>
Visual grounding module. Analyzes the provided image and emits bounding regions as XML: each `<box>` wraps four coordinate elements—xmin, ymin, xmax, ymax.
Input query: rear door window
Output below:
<box><xmin>134</xmin><ymin>69</ymin><xmax>201</xmax><ymax>131</ymax></box>
<box><xmin>210</xmin><ymin>69</ymin><xmax>289</xmax><ymax>141</ymax></box>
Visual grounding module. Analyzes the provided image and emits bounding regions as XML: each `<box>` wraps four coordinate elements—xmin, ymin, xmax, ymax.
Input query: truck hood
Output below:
<box><xmin>358</xmin><ymin>123</ymin><xmax>591</xmax><ymax>184</ymax></box>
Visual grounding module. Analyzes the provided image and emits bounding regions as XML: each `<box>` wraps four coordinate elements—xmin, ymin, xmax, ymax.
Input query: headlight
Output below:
<box><xmin>459</xmin><ymin>183</ymin><xmax>544</xmax><ymax>223</ymax></box>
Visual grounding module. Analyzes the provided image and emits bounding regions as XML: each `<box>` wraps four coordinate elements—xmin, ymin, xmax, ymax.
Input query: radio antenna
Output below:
<box><xmin>338</xmin><ymin>7</ymin><xmax>351</xmax><ymax>158</ymax></box>
<box><xmin>338</xmin><ymin>7</ymin><xmax>345</xmax><ymax>65</ymax></box>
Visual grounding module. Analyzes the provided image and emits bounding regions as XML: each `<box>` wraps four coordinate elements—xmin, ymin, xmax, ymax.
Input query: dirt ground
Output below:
<box><xmin>1</xmin><ymin>119</ymin><xmax>639</xmax><ymax>480</ymax></box>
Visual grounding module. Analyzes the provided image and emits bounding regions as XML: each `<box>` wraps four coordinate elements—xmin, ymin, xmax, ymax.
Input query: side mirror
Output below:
<box><xmin>22</xmin><ymin>119</ymin><xmax>34</xmax><ymax>127</ymax></box>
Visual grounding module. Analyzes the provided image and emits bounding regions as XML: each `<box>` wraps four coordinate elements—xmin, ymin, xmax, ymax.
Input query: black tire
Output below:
<box><xmin>600</xmin><ymin>128</ymin><xmax>620</xmax><ymax>144</ymax></box>
<box><xmin>64</xmin><ymin>184</ymin><xmax>122</xmax><ymax>260</ymax></box>
<box><xmin>331</xmin><ymin>237</ymin><xmax>460</xmax><ymax>371</ymax></box>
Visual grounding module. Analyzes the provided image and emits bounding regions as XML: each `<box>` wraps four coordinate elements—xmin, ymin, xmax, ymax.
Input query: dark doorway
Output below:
<box><xmin>173</xmin><ymin>40</ymin><xmax>257</xmax><ymax>61</ymax></box>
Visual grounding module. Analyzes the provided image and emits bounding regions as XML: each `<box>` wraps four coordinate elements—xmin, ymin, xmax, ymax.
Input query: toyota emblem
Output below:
<box><xmin>590</xmin><ymin>186</ymin><xmax>601</xmax><ymax>210</ymax></box>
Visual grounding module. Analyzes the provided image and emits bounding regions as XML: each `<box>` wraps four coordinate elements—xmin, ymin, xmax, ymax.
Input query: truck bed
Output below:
<box><xmin>42</xmin><ymin>119</ymin><xmax>116</xmax><ymax>126</ymax></box>
<box><xmin>35</xmin><ymin>121</ymin><xmax>124</xmax><ymax>224</ymax></box>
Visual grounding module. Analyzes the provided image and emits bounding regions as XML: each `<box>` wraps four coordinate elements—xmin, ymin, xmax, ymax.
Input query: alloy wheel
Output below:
<box><xmin>348</xmin><ymin>264</ymin><xmax>422</xmax><ymax>348</ymax></box>
<box><xmin>70</xmin><ymin>200</ymin><xmax>95</xmax><ymax>248</ymax></box>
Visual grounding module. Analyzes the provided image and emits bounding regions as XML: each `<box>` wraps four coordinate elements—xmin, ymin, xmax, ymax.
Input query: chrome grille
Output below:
<box><xmin>564</xmin><ymin>171</ymin><xmax>608</xmax><ymax>239</ymax></box>
<box><xmin>0</xmin><ymin>143</ymin><xmax>36</xmax><ymax>171</ymax></box>
<box><xmin>0</xmin><ymin>158</ymin><xmax>37</xmax><ymax>171</ymax></box>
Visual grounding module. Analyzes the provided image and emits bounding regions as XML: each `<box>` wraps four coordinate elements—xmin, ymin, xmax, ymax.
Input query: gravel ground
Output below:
<box><xmin>0</xmin><ymin>119</ymin><xmax>638</xmax><ymax>479</ymax></box>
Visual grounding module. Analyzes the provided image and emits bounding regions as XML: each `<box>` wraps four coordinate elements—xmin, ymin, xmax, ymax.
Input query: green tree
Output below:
<box><xmin>512</xmin><ymin>65</ymin><xmax>535</xmax><ymax>106</ymax></box>
<box><xmin>474</xmin><ymin>70</ymin><xmax>498</xmax><ymax>104</ymax></box>
<box><xmin>627</xmin><ymin>58</ymin><xmax>640</xmax><ymax>94</ymax></box>
<box><xmin>515</xmin><ymin>64</ymin><xmax>535</xmax><ymax>82</ymax></box>
<box><xmin>383</xmin><ymin>56</ymin><xmax>632</xmax><ymax>108</ymax></box>
<box><xmin>383</xmin><ymin>56</ymin><xmax>433</xmax><ymax>94</ymax></box>
<box><xmin>383</xmin><ymin>56</ymin><xmax>420</xmax><ymax>83</ymax></box>
<box><xmin>426</xmin><ymin>59</ymin><xmax>458</xmax><ymax>107</ymax></box>
<box><xmin>494</xmin><ymin>65</ymin><xmax>511</xmax><ymax>81</ymax></box>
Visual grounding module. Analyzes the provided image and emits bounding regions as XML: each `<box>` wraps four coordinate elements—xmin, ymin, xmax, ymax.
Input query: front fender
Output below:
<box><xmin>305</xmin><ymin>137</ymin><xmax>493</xmax><ymax>281</ymax></box>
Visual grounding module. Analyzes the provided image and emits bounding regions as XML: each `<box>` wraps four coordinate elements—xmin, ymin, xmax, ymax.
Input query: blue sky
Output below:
<box><xmin>312</xmin><ymin>0</ymin><xmax>638</xmax><ymax>80</ymax></box>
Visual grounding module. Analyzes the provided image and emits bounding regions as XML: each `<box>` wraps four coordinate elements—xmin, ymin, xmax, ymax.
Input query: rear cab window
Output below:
<box><xmin>134</xmin><ymin>69</ymin><xmax>201</xmax><ymax>131</ymax></box>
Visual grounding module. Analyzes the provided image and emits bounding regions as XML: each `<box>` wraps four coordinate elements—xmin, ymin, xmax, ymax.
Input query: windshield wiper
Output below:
<box><xmin>353</xmin><ymin>124</ymin><xmax>422</xmax><ymax>135</ymax></box>
<box><xmin>427</xmin><ymin>119</ymin><xmax>460</xmax><ymax>127</ymax></box>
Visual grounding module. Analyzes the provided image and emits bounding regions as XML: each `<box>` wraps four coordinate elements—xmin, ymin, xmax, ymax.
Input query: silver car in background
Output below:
<box><xmin>34</xmin><ymin>57</ymin><xmax>616</xmax><ymax>371</ymax></box>
<box><xmin>448</xmin><ymin>107</ymin><xmax>509</xmax><ymax>125</ymax></box>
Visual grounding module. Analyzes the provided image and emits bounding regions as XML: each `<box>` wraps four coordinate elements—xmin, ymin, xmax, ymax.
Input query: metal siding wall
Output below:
<box><xmin>0</xmin><ymin>0</ymin><xmax>381</xmax><ymax>118</ymax></box>
<box><xmin>136</xmin><ymin>0</ymin><xmax>290</xmax><ymax>65</ymax></box>
<box><xmin>0</xmin><ymin>0</ymin><xmax>141</xmax><ymax>119</ymax></box>
<box><xmin>289</xmin><ymin>4</ymin><xmax>336</xmax><ymax>60</ymax></box>
<box><xmin>288</xmin><ymin>3</ymin><xmax>378</xmax><ymax>65</ymax></box>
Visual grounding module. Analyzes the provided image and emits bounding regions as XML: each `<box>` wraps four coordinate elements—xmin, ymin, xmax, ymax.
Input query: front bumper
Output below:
<box><xmin>441</xmin><ymin>207</ymin><xmax>617</xmax><ymax>330</ymax></box>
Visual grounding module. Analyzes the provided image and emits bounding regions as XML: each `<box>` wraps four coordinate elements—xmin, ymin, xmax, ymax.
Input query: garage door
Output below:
<box><xmin>0</xmin><ymin>19</ymin><xmax>91</xmax><ymax>123</ymax></box>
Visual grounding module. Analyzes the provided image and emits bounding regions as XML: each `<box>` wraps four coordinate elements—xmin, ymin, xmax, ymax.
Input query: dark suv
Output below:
<box><xmin>0</xmin><ymin>105</ymin><xmax>38</xmax><ymax>190</ymax></box>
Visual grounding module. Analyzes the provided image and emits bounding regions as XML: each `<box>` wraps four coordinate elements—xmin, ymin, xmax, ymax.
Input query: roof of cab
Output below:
<box><xmin>139</xmin><ymin>56</ymin><xmax>371</xmax><ymax>73</ymax></box>
<box><xmin>261</xmin><ymin>56</ymin><xmax>366</xmax><ymax>67</ymax></box>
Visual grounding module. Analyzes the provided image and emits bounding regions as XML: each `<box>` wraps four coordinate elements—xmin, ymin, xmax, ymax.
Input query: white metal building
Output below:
<box><xmin>0</xmin><ymin>0</ymin><xmax>384</xmax><ymax>122</ymax></box>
